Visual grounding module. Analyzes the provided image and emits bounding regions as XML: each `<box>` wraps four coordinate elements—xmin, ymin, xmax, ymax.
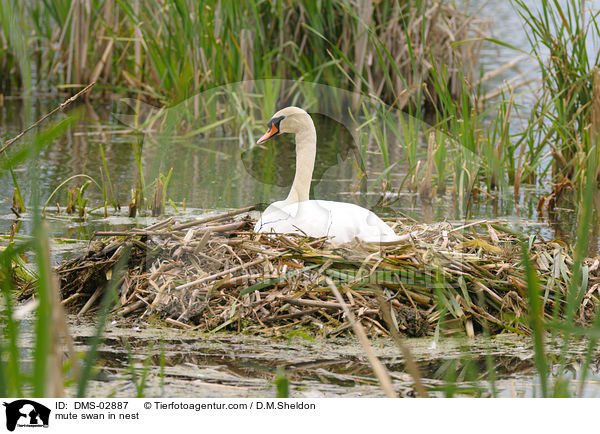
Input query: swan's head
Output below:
<box><xmin>257</xmin><ymin>106</ymin><xmax>312</xmax><ymax>144</ymax></box>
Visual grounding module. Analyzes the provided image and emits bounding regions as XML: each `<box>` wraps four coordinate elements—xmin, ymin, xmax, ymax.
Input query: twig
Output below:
<box><xmin>262</xmin><ymin>308</ymin><xmax>321</xmax><ymax>323</ymax></box>
<box><xmin>0</xmin><ymin>82</ymin><xmax>96</xmax><ymax>154</ymax></box>
<box><xmin>93</xmin><ymin>220</ymin><xmax>248</xmax><ymax>237</ymax></box>
<box><xmin>171</xmin><ymin>206</ymin><xmax>256</xmax><ymax>231</ymax></box>
<box><xmin>120</xmin><ymin>299</ymin><xmax>145</xmax><ymax>315</ymax></box>
<box><xmin>77</xmin><ymin>286</ymin><xmax>104</xmax><ymax>317</ymax></box>
<box><xmin>93</xmin><ymin>230</ymin><xmax>169</xmax><ymax>237</ymax></box>
<box><xmin>175</xmin><ymin>256</ymin><xmax>271</xmax><ymax>291</ymax></box>
<box><xmin>138</xmin><ymin>217</ymin><xmax>174</xmax><ymax>232</ymax></box>
<box><xmin>165</xmin><ymin>318</ymin><xmax>193</xmax><ymax>329</ymax></box>
<box><xmin>282</xmin><ymin>297</ymin><xmax>378</xmax><ymax>314</ymax></box>
<box><xmin>61</xmin><ymin>292</ymin><xmax>83</xmax><ymax>305</ymax></box>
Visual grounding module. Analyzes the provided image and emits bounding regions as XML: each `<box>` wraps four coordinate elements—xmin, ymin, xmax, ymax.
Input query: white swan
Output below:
<box><xmin>253</xmin><ymin>106</ymin><xmax>399</xmax><ymax>245</ymax></box>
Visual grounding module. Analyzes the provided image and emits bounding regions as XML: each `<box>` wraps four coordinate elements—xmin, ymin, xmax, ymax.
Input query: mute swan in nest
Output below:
<box><xmin>253</xmin><ymin>106</ymin><xmax>399</xmax><ymax>244</ymax></box>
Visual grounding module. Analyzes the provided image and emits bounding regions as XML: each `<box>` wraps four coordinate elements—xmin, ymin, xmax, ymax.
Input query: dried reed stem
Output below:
<box><xmin>326</xmin><ymin>277</ymin><xmax>398</xmax><ymax>398</ymax></box>
<box><xmin>0</xmin><ymin>82</ymin><xmax>96</xmax><ymax>154</ymax></box>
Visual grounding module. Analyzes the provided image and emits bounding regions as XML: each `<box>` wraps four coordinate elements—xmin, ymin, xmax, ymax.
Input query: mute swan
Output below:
<box><xmin>253</xmin><ymin>106</ymin><xmax>399</xmax><ymax>244</ymax></box>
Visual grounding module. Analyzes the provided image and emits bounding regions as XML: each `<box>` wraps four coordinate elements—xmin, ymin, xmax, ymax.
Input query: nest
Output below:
<box><xmin>48</xmin><ymin>207</ymin><xmax>600</xmax><ymax>337</ymax></box>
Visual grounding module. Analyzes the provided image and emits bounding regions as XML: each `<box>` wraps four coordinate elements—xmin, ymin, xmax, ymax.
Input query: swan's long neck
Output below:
<box><xmin>284</xmin><ymin>120</ymin><xmax>316</xmax><ymax>204</ymax></box>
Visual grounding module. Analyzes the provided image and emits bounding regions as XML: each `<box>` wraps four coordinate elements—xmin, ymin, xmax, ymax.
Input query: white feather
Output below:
<box><xmin>254</xmin><ymin>107</ymin><xmax>399</xmax><ymax>245</ymax></box>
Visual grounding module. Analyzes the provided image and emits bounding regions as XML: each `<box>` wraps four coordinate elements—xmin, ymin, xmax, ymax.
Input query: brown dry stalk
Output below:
<box><xmin>175</xmin><ymin>256</ymin><xmax>272</xmax><ymax>291</ymax></box>
<box><xmin>418</xmin><ymin>132</ymin><xmax>436</xmax><ymax>202</ymax></box>
<box><xmin>282</xmin><ymin>297</ymin><xmax>378</xmax><ymax>314</ymax></box>
<box><xmin>326</xmin><ymin>278</ymin><xmax>398</xmax><ymax>398</ymax></box>
<box><xmin>171</xmin><ymin>205</ymin><xmax>256</xmax><ymax>231</ymax></box>
<box><xmin>0</xmin><ymin>82</ymin><xmax>96</xmax><ymax>154</ymax></box>
<box><xmin>372</xmin><ymin>285</ymin><xmax>428</xmax><ymax>397</ymax></box>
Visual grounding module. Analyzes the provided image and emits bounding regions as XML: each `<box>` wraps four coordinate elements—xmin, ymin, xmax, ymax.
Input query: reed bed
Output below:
<box><xmin>1</xmin><ymin>0</ymin><xmax>484</xmax><ymax>111</ymax></box>
<box><xmin>514</xmin><ymin>0</ymin><xmax>600</xmax><ymax>184</ymax></box>
<box><xmin>19</xmin><ymin>207</ymin><xmax>597</xmax><ymax>338</ymax></box>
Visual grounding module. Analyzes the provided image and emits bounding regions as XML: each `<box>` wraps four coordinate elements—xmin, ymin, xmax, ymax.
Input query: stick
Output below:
<box><xmin>175</xmin><ymin>256</ymin><xmax>270</xmax><ymax>291</ymax></box>
<box><xmin>171</xmin><ymin>205</ymin><xmax>256</xmax><ymax>231</ymax></box>
<box><xmin>77</xmin><ymin>285</ymin><xmax>103</xmax><ymax>317</ymax></box>
<box><xmin>0</xmin><ymin>82</ymin><xmax>96</xmax><ymax>154</ymax></box>
<box><xmin>138</xmin><ymin>217</ymin><xmax>174</xmax><ymax>232</ymax></box>
<box><xmin>120</xmin><ymin>299</ymin><xmax>145</xmax><ymax>315</ymax></box>
<box><xmin>326</xmin><ymin>278</ymin><xmax>398</xmax><ymax>398</ymax></box>
<box><xmin>282</xmin><ymin>297</ymin><xmax>379</xmax><ymax>314</ymax></box>
<box><xmin>165</xmin><ymin>318</ymin><xmax>193</xmax><ymax>329</ymax></box>
<box><xmin>93</xmin><ymin>220</ymin><xmax>248</xmax><ymax>237</ymax></box>
<box><xmin>262</xmin><ymin>308</ymin><xmax>321</xmax><ymax>323</ymax></box>
<box><xmin>93</xmin><ymin>230</ymin><xmax>167</xmax><ymax>237</ymax></box>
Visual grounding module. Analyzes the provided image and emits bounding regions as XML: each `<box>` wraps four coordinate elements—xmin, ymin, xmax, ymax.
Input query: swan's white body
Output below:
<box><xmin>255</xmin><ymin>200</ymin><xmax>399</xmax><ymax>244</ymax></box>
<box><xmin>253</xmin><ymin>107</ymin><xmax>399</xmax><ymax>245</ymax></box>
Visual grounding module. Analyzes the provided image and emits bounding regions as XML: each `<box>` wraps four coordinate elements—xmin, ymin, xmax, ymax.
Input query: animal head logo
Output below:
<box><xmin>3</xmin><ymin>400</ymin><xmax>51</xmax><ymax>431</ymax></box>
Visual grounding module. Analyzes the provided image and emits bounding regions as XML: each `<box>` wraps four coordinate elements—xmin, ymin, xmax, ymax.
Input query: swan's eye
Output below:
<box><xmin>257</xmin><ymin>116</ymin><xmax>285</xmax><ymax>144</ymax></box>
<box><xmin>269</xmin><ymin>116</ymin><xmax>285</xmax><ymax>131</ymax></box>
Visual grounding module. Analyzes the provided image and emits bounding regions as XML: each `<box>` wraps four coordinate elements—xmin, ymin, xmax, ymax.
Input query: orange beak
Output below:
<box><xmin>257</xmin><ymin>124</ymin><xmax>279</xmax><ymax>144</ymax></box>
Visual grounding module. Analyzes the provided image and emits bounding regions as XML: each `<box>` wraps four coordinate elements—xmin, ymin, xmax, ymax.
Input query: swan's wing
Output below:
<box><xmin>317</xmin><ymin>201</ymin><xmax>399</xmax><ymax>244</ymax></box>
<box><xmin>256</xmin><ymin>200</ymin><xmax>399</xmax><ymax>244</ymax></box>
<box><xmin>255</xmin><ymin>201</ymin><xmax>332</xmax><ymax>238</ymax></box>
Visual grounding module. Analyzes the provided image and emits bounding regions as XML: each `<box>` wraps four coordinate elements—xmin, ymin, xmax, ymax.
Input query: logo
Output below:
<box><xmin>3</xmin><ymin>400</ymin><xmax>50</xmax><ymax>432</ymax></box>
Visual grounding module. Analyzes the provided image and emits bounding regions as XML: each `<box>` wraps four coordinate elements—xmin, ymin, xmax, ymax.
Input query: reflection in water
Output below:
<box><xmin>70</xmin><ymin>320</ymin><xmax>600</xmax><ymax>398</ymax></box>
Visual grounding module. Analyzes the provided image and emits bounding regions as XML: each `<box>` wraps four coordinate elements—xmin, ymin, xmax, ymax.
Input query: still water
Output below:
<box><xmin>46</xmin><ymin>319</ymin><xmax>600</xmax><ymax>397</ymax></box>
